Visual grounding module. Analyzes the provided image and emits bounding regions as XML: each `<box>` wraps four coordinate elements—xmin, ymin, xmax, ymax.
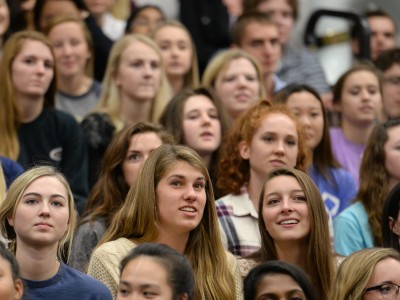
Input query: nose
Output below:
<box><xmin>274</xmin><ymin>139</ymin><xmax>285</xmax><ymax>155</ymax></box>
<box><xmin>35</xmin><ymin>61</ymin><xmax>46</xmax><ymax>75</ymax></box>
<box><xmin>201</xmin><ymin>112</ymin><xmax>212</xmax><ymax>125</ymax></box>
<box><xmin>39</xmin><ymin>201</ymin><xmax>51</xmax><ymax>217</ymax></box>
<box><xmin>184</xmin><ymin>186</ymin><xmax>197</xmax><ymax>201</ymax></box>
<box><xmin>143</xmin><ymin>63</ymin><xmax>154</xmax><ymax>77</ymax></box>
<box><xmin>62</xmin><ymin>43</ymin><xmax>73</xmax><ymax>55</ymax></box>
<box><xmin>360</xmin><ymin>88</ymin><xmax>372</xmax><ymax>101</ymax></box>
<box><xmin>299</xmin><ymin>114</ymin><xmax>311</xmax><ymax>128</ymax></box>
<box><xmin>280</xmin><ymin>198</ymin><xmax>293</xmax><ymax>213</ymax></box>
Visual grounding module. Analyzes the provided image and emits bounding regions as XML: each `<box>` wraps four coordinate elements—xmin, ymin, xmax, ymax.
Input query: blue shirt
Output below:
<box><xmin>23</xmin><ymin>262</ymin><xmax>112</xmax><ymax>300</ymax></box>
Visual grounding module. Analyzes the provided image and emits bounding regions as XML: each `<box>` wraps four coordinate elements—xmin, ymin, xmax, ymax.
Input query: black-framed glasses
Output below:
<box><xmin>363</xmin><ymin>283</ymin><xmax>400</xmax><ymax>299</ymax></box>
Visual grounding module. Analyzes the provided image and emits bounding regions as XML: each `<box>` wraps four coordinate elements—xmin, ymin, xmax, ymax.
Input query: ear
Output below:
<box><xmin>177</xmin><ymin>293</ymin><xmax>189</xmax><ymax>300</ymax></box>
<box><xmin>7</xmin><ymin>214</ymin><xmax>14</xmax><ymax>227</ymax></box>
<box><xmin>14</xmin><ymin>279</ymin><xmax>24</xmax><ymax>299</ymax></box>
<box><xmin>389</xmin><ymin>217</ymin><xmax>400</xmax><ymax>236</ymax></box>
<box><xmin>238</xmin><ymin>140</ymin><xmax>250</xmax><ymax>160</ymax></box>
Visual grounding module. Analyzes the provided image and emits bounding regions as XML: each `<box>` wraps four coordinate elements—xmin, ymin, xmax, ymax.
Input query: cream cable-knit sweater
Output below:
<box><xmin>87</xmin><ymin>237</ymin><xmax>243</xmax><ymax>299</ymax></box>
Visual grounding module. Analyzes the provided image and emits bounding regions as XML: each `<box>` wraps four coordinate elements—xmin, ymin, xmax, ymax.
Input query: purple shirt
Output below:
<box><xmin>329</xmin><ymin>127</ymin><xmax>364</xmax><ymax>187</ymax></box>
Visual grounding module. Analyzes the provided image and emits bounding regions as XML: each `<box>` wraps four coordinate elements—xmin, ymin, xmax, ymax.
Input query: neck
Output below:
<box><xmin>388</xmin><ymin>178</ymin><xmax>400</xmax><ymax>193</ymax></box>
<box><xmin>155</xmin><ymin>231</ymin><xmax>189</xmax><ymax>254</ymax></box>
<box><xmin>168</xmin><ymin>75</ymin><xmax>184</xmax><ymax>96</ymax></box>
<box><xmin>15</xmin><ymin>95</ymin><xmax>44</xmax><ymax>123</ymax></box>
<box><xmin>120</xmin><ymin>94</ymin><xmax>152</xmax><ymax>125</ymax></box>
<box><xmin>264</xmin><ymin>73</ymin><xmax>275</xmax><ymax>99</ymax></box>
<box><xmin>200</xmin><ymin>153</ymin><xmax>212</xmax><ymax>170</ymax></box>
<box><xmin>93</xmin><ymin>13</ymin><xmax>104</xmax><ymax>27</ymax></box>
<box><xmin>58</xmin><ymin>74</ymin><xmax>92</xmax><ymax>96</ymax></box>
<box><xmin>275</xmin><ymin>241</ymin><xmax>307</xmax><ymax>270</ymax></box>
<box><xmin>16</xmin><ymin>241</ymin><xmax>60</xmax><ymax>281</ymax></box>
<box><xmin>247</xmin><ymin>171</ymin><xmax>265</xmax><ymax>211</ymax></box>
<box><xmin>341</xmin><ymin>119</ymin><xmax>375</xmax><ymax>145</ymax></box>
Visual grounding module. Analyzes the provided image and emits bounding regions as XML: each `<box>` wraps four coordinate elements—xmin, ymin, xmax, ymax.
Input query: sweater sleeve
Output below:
<box><xmin>87</xmin><ymin>245</ymin><xmax>120</xmax><ymax>298</ymax></box>
<box><xmin>226</xmin><ymin>252</ymin><xmax>243</xmax><ymax>300</ymax></box>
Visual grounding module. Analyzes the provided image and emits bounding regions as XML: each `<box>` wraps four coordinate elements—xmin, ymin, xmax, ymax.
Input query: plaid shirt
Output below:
<box><xmin>215</xmin><ymin>193</ymin><xmax>261</xmax><ymax>257</ymax></box>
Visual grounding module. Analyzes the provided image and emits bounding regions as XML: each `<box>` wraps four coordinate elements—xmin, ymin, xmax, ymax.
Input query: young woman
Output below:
<box><xmin>334</xmin><ymin>118</ymin><xmax>400</xmax><ymax>256</ymax></box>
<box><xmin>117</xmin><ymin>243</ymin><xmax>195</xmax><ymax>300</ymax></box>
<box><xmin>152</xmin><ymin>20</ymin><xmax>199</xmax><ymax>95</ymax></box>
<box><xmin>202</xmin><ymin>49</ymin><xmax>266</xmax><ymax>125</ymax></box>
<box><xmin>331</xmin><ymin>247</ymin><xmax>400</xmax><ymax>300</ymax></box>
<box><xmin>125</xmin><ymin>4</ymin><xmax>165</xmax><ymax>35</ymax></box>
<box><xmin>330</xmin><ymin>64</ymin><xmax>383</xmax><ymax>186</ymax></box>
<box><xmin>216</xmin><ymin>101</ymin><xmax>308</xmax><ymax>257</ymax></box>
<box><xmin>382</xmin><ymin>183</ymin><xmax>400</xmax><ymax>252</ymax></box>
<box><xmin>0</xmin><ymin>166</ymin><xmax>112</xmax><ymax>299</ymax></box>
<box><xmin>240</xmin><ymin>167</ymin><xmax>334</xmax><ymax>300</ymax></box>
<box><xmin>87</xmin><ymin>144</ymin><xmax>241</xmax><ymax>299</ymax></box>
<box><xmin>81</xmin><ymin>34</ymin><xmax>171</xmax><ymax>187</ymax></box>
<box><xmin>274</xmin><ymin>84</ymin><xmax>357</xmax><ymax>218</ymax></box>
<box><xmin>159</xmin><ymin>87</ymin><xmax>228</xmax><ymax>188</ymax></box>
<box><xmin>0</xmin><ymin>242</ymin><xmax>24</xmax><ymax>300</ymax></box>
<box><xmin>244</xmin><ymin>261</ymin><xmax>317</xmax><ymax>300</ymax></box>
<box><xmin>0</xmin><ymin>30</ymin><xmax>88</xmax><ymax>213</ymax></box>
<box><xmin>44</xmin><ymin>16</ymin><xmax>101</xmax><ymax>121</ymax></box>
<box><xmin>69</xmin><ymin>122</ymin><xmax>174</xmax><ymax>271</ymax></box>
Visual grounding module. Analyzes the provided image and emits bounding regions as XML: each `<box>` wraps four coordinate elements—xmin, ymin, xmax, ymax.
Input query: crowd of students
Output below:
<box><xmin>0</xmin><ymin>0</ymin><xmax>400</xmax><ymax>299</ymax></box>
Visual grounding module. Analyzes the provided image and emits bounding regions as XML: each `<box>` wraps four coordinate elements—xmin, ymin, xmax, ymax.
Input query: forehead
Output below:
<box><xmin>184</xmin><ymin>94</ymin><xmax>215</xmax><ymax>111</ymax></box>
<box><xmin>137</xmin><ymin>7</ymin><xmax>163</xmax><ymax>19</ymax></box>
<box><xmin>368</xmin><ymin>16</ymin><xmax>396</xmax><ymax>31</ymax></box>
<box><xmin>257</xmin><ymin>113</ymin><xmax>297</xmax><ymax>134</ymax></box>
<box><xmin>242</xmin><ymin>22</ymin><xmax>279</xmax><ymax>41</ymax></box>
<box><xmin>121</xmin><ymin>40</ymin><xmax>160</xmax><ymax>60</ymax></box>
<box><xmin>344</xmin><ymin>70</ymin><xmax>379</xmax><ymax>86</ymax></box>
<box><xmin>155</xmin><ymin>25</ymin><xmax>190</xmax><ymax>40</ymax></box>
<box><xmin>15</xmin><ymin>39</ymin><xmax>53</xmax><ymax>59</ymax></box>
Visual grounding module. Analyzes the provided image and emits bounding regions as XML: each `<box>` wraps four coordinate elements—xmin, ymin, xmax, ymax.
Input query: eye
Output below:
<box><xmin>262</xmin><ymin>135</ymin><xmax>274</xmax><ymax>143</ymax></box>
<box><xmin>193</xmin><ymin>182</ymin><xmax>205</xmax><ymax>190</ymax></box>
<box><xmin>127</xmin><ymin>153</ymin><xmax>141</xmax><ymax>161</ymax></box>
<box><xmin>44</xmin><ymin>60</ymin><xmax>54</xmax><ymax>69</ymax></box>
<box><xmin>150</xmin><ymin>61</ymin><xmax>160</xmax><ymax>69</ymax></box>
<box><xmin>380</xmin><ymin>284</ymin><xmax>396</xmax><ymax>295</ymax></box>
<box><xmin>25</xmin><ymin>198</ymin><xmax>38</xmax><ymax>205</ymax></box>
<box><xmin>170</xmin><ymin>180</ymin><xmax>182</xmax><ymax>187</ymax></box>
<box><xmin>286</xmin><ymin>138</ymin><xmax>297</xmax><ymax>146</ymax></box>
<box><xmin>118</xmin><ymin>288</ymin><xmax>129</xmax><ymax>296</ymax></box>
<box><xmin>266</xmin><ymin>198</ymin><xmax>280</xmax><ymax>206</ymax></box>
<box><xmin>51</xmin><ymin>200</ymin><xmax>65</xmax><ymax>207</ymax></box>
<box><xmin>293</xmin><ymin>195</ymin><xmax>306</xmax><ymax>202</ymax></box>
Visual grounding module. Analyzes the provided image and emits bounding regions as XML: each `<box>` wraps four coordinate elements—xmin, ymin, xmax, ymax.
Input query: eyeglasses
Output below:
<box><xmin>384</xmin><ymin>76</ymin><xmax>400</xmax><ymax>86</ymax></box>
<box><xmin>363</xmin><ymin>283</ymin><xmax>400</xmax><ymax>299</ymax></box>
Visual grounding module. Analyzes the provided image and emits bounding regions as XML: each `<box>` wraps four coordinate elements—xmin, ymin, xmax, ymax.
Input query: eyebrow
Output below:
<box><xmin>266</xmin><ymin>189</ymin><xmax>304</xmax><ymax>197</ymax></box>
<box><xmin>119</xmin><ymin>281</ymin><xmax>161</xmax><ymax>290</ymax></box>
<box><xmin>168</xmin><ymin>174</ymin><xmax>206</xmax><ymax>181</ymax></box>
<box><xmin>22</xmin><ymin>192</ymin><xmax>67</xmax><ymax>200</ymax></box>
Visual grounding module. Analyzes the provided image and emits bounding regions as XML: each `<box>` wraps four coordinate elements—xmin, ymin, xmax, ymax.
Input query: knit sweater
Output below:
<box><xmin>87</xmin><ymin>237</ymin><xmax>243</xmax><ymax>299</ymax></box>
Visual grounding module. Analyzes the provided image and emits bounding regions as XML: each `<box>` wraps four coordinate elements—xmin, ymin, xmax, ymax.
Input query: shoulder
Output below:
<box><xmin>238</xmin><ymin>258</ymin><xmax>258</xmax><ymax>279</ymax></box>
<box><xmin>93</xmin><ymin>238</ymin><xmax>136</xmax><ymax>260</ymax></box>
<box><xmin>63</xmin><ymin>264</ymin><xmax>112</xmax><ymax>296</ymax></box>
<box><xmin>334</xmin><ymin>202</ymin><xmax>367</xmax><ymax>224</ymax></box>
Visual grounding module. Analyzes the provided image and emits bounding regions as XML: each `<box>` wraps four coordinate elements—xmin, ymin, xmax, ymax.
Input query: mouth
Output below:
<box><xmin>200</xmin><ymin>132</ymin><xmax>214</xmax><ymax>138</ymax></box>
<box><xmin>278</xmin><ymin>219</ymin><xmax>299</xmax><ymax>225</ymax></box>
<box><xmin>269</xmin><ymin>159</ymin><xmax>286</xmax><ymax>167</ymax></box>
<box><xmin>35</xmin><ymin>222</ymin><xmax>53</xmax><ymax>227</ymax></box>
<box><xmin>179</xmin><ymin>206</ymin><xmax>197</xmax><ymax>213</ymax></box>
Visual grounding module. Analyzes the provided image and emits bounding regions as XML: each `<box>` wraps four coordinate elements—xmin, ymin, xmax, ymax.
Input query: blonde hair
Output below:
<box><xmin>100</xmin><ymin>144</ymin><xmax>237</xmax><ymax>299</ymax></box>
<box><xmin>0</xmin><ymin>165</ymin><xmax>5</xmax><ymax>205</ymax></box>
<box><xmin>95</xmin><ymin>34</ymin><xmax>172</xmax><ymax>131</ymax></box>
<box><xmin>202</xmin><ymin>48</ymin><xmax>266</xmax><ymax>99</ymax></box>
<box><xmin>0</xmin><ymin>166</ymin><xmax>77</xmax><ymax>260</ymax></box>
<box><xmin>0</xmin><ymin>31</ymin><xmax>57</xmax><ymax>160</ymax></box>
<box><xmin>331</xmin><ymin>248</ymin><xmax>400</xmax><ymax>300</ymax></box>
<box><xmin>152</xmin><ymin>20</ymin><xmax>200</xmax><ymax>90</ymax></box>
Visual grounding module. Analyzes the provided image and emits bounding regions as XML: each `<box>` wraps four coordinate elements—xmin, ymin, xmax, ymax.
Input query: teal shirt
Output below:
<box><xmin>333</xmin><ymin>201</ymin><xmax>374</xmax><ymax>256</ymax></box>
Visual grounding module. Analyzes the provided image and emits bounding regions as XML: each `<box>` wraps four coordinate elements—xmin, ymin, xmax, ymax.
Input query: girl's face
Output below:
<box><xmin>11</xmin><ymin>39</ymin><xmax>54</xmax><ymax>99</ymax></box>
<box><xmin>39</xmin><ymin>0</ymin><xmax>81</xmax><ymax>30</ymax></box>
<box><xmin>0</xmin><ymin>256</ymin><xmax>23</xmax><ymax>300</ymax></box>
<box><xmin>255</xmin><ymin>273</ymin><xmax>306</xmax><ymax>300</ymax></box>
<box><xmin>214</xmin><ymin>57</ymin><xmax>260</xmax><ymax>119</ymax></box>
<box><xmin>239</xmin><ymin>113</ymin><xmax>299</xmax><ymax>180</ymax></box>
<box><xmin>338</xmin><ymin>70</ymin><xmax>382</xmax><ymax>126</ymax></box>
<box><xmin>83</xmin><ymin>0</ymin><xmax>114</xmax><ymax>16</ymax></box>
<box><xmin>363</xmin><ymin>258</ymin><xmax>400</xmax><ymax>300</ymax></box>
<box><xmin>262</xmin><ymin>175</ymin><xmax>310</xmax><ymax>244</ymax></box>
<box><xmin>122</xmin><ymin>132</ymin><xmax>163</xmax><ymax>187</ymax></box>
<box><xmin>256</xmin><ymin>0</ymin><xmax>294</xmax><ymax>44</ymax></box>
<box><xmin>115</xmin><ymin>40</ymin><xmax>161</xmax><ymax>102</ymax></box>
<box><xmin>156</xmin><ymin>161</ymin><xmax>206</xmax><ymax>235</ymax></box>
<box><xmin>182</xmin><ymin>95</ymin><xmax>221</xmax><ymax>158</ymax></box>
<box><xmin>0</xmin><ymin>0</ymin><xmax>10</xmax><ymax>37</ymax></box>
<box><xmin>154</xmin><ymin>26</ymin><xmax>193</xmax><ymax>79</ymax></box>
<box><xmin>48</xmin><ymin>21</ymin><xmax>91</xmax><ymax>79</ymax></box>
<box><xmin>384</xmin><ymin>125</ymin><xmax>400</xmax><ymax>187</ymax></box>
<box><xmin>7</xmin><ymin>176</ymin><xmax>70</xmax><ymax>249</ymax></box>
<box><xmin>129</xmin><ymin>7</ymin><xmax>164</xmax><ymax>35</ymax></box>
<box><xmin>117</xmin><ymin>256</ymin><xmax>174</xmax><ymax>300</ymax></box>
<box><xmin>286</xmin><ymin>91</ymin><xmax>324</xmax><ymax>151</ymax></box>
